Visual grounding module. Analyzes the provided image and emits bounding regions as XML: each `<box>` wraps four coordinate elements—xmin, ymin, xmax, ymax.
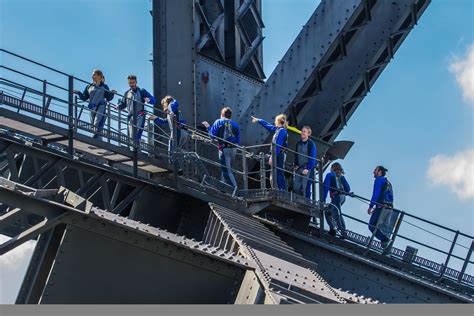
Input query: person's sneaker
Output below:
<box><xmin>328</xmin><ymin>229</ymin><xmax>337</xmax><ymax>237</ymax></box>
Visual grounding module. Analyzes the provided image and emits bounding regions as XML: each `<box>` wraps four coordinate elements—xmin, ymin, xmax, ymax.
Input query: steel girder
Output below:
<box><xmin>152</xmin><ymin>0</ymin><xmax>265</xmax><ymax>132</ymax></box>
<box><xmin>0</xmin><ymin>178</ymin><xmax>261</xmax><ymax>304</ymax></box>
<box><xmin>0</xmin><ymin>136</ymin><xmax>212</xmax><ymax>240</ymax></box>
<box><xmin>203</xmin><ymin>203</ymin><xmax>352</xmax><ymax>304</ymax></box>
<box><xmin>237</xmin><ymin>0</ymin><xmax>431</xmax><ymax>151</ymax></box>
<box><xmin>268</xmin><ymin>222</ymin><xmax>474</xmax><ymax>303</ymax></box>
<box><xmin>194</xmin><ymin>0</ymin><xmax>265</xmax><ymax>79</ymax></box>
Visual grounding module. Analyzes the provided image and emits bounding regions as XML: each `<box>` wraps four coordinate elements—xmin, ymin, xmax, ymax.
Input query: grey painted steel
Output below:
<box><xmin>152</xmin><ymin>0</ymin><xmax>195</xmax><ymax>127</ymax></box>
<box><xmin>3</xmin><ymin>0</ymin><xmax>474</xmax><ymax>305</ymax></box>
<box><xmin>205</xmin><ymin>203</ymin><xmax>348</xmax><ymax>304</ymax></box>
<box><xmin>266</xmin><ymin>221</ymin><xmax>473</xmax><ymax>303</ymax></box>
<box><xmin>195</xmin><ymin>55</ymin><xmax>262</xmax><ymax>124</ymax></box>
<box><xmin>0</xmin><ymin>178</ymin><xmax>256</xmax><ymax>304</ymax></box>
<box><xmin>40</xmin><ymin>225</ymin><xmax>246</xmax><ymax>304</ymax></box>
<box><xmin>237</xmin><ymin>0</ymin><xmax>431</xmax><ymax>150</ymax></box>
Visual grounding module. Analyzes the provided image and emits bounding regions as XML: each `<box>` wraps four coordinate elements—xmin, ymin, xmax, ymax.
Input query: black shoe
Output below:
<box><xmin>328</xmin><ymin>229</ymin><xmax>337</xmax><ymax>237</ymax></box>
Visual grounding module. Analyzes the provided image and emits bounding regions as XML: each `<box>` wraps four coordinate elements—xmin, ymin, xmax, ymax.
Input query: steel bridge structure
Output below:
<box><xmin>0</xmin><ymin>0</ymin><xmax>473</xmax><ymax>305</ymax></box>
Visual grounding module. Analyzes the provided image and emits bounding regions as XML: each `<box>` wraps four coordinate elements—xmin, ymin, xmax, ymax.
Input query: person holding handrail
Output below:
<box><xmin>323</xmin><ymin>162</ymin><xmax>351</xmax><ymax>238</ymax></box>
<box><xmin>293</xmin><ymin>126</ymin><xmax>317</xmax><ymax>199</ymax></box>
<box><xmin>251</xmin><ymin>114</ymin><xmax>288</xmax><ymax>190</ymax></box>
<box><xmin>202</xmin><ymin>107</ymin><xmax>240</xmax><ymax>189</ymax></box>
<box><xmin>74</xmin><ymin>69</ymin><xmax>116</xmax><ymax>141</ymax></box>
<box><xmin>367</xmin><ymin>165</ymin><xmax>394</xmax><ymax>251</ymax></box>
<box><xmin>150</xmin><ymin>96</ymin><xmax>186</xmax><ymax>162</ymax></box>
<box><xmin>117</xmin><ymin>75</ymin><xmax>155</xmax><ymax>145</ymax></box>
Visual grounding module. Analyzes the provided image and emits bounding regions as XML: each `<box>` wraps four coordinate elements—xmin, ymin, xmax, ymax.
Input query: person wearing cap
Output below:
<box><xmin>367</xmin><ymin>165</ymin><xmax>395</xmax><ymax>251</ymax></box>
<box><xmin>117</xmin><ymin>75</ymin><xmax>156</xmax><ymax>144</ymax></box>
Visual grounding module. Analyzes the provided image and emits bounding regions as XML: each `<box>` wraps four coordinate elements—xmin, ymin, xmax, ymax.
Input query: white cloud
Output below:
<box><xmin>427</xmin><ymin>150</ymin><xmax>474</xmax><ymax>200</ymax></box>
<box><xmin>449</xmin><ymin>45</ymin><xmax>474</xmax><ymax>105</ymax></box>
<box><xmin>0</xmin><ymin>235</ymin><xmax>36</xmax><ymax>269</ymax></box>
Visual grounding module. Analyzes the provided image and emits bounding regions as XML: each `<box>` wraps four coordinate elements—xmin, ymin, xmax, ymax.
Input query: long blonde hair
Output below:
<box><xmin>161</xmin><ymin>95</ymin><xmax>174</xmax><ymax>111</ymax></box>
<box><xmin>274</xmin><ymin>114</ymin><xmax>288</xmax><ymax>129</ymax></box>
<box><xmin>92</xmin><ymin>69</ymin><xmax>105</xmax><ymax>84</ymax></box>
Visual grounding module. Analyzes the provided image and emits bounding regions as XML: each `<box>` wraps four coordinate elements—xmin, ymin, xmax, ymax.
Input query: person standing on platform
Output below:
<box><xmin>202</xmin><ymin>107</ymin><xmax>240</xmax><ymax>189</ymax></box>
<box><xmin>251</xmin><ymin>114</ymin><xmax>288</xmax><ymax>190</ymax></box>
<box><xmin>323</xmin><ymin>162</ymin><xmax>351</xmax><ymax>238</ymax></box>
<box><xmin>293</xmin><ymin>126</ymin><xmax>317</xmax><ymax>199</ymax></box>
<box><xmin>117</xmin><ymin>75</ymin><xmax>155</xmax><ymax>145</ymax></box>
<box><xmin>367</xmin><ymin>165</ymin><xmax>395</xmax><ymax>251</ymax></box>
<box><xmin>74</xmin><ymin>69</ymin><xmax>116</xmax><ymax>141</ymax></box>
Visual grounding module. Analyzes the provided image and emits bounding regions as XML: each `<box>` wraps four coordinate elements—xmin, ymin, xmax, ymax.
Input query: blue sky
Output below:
<box><xmin>1</xmin><ymin>0</ymin><xmax>473</xmax><ymax>304</ymax></box>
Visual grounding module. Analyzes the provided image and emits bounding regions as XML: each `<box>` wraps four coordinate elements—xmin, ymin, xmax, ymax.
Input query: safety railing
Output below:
<box><xmin>1</xmin><ymin>48</ymin><xmax>472</xmax><ymax>287</ymax></box>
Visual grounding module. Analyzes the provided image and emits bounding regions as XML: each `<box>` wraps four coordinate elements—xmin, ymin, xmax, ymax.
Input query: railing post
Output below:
<box><xmin>118</xmin><ymin>106</ymin><xmax>122</xmax><ymax>145</ymax></box>
<box><xmin>365</xmin><ymin>207</ymin><xmax>387</xmax><ymax>252</ymax></box>
<box><xmin>74</xmin><ymin>95</ymin><xmax>78</xmax><ymax>132</ymax></box>
<box><xmin>67</xmin><ymin>76</ymin><xmax>74</xmax><ymax>156</ymax></box>
<box><xmin>318</xmin><ymin>157</ymin><xmax>325</xmax><ymax>235</ymax></box>
<box><xmin>171</xmin><ymin>114</ymin><xmax>179</xmax><ymax>183</ymax></box>
<box><xmin>458</xmin><ymin>240</ymin><xmax>474</xmax><ymax>283</ymax></box>
<box><xmin>385</xmin><ymin>211</ymin><xmax>404</xmax><ymax>254</ymax></box>
<box><xmin>147</xmin><ymin>118</ymin><xmax>153</xmax><ymax>157</ymax></box>
<box><xmin>41</xmin><ymin>80</ymin><xmax>47</xmax><ymax>122</ymax></box>
<box><xmin>259</xmin><ymin>152</ymin><xmax>266</xmax><ymax>190</ymax></box>
<box><xmin>132</xmin><ymin>99</ymin><xmax>138</xmax><ymax>178</ymax></box>
<box><xmin>439</xmin><ymin>230</ymin><xmax>460</xmax><ymax>280</ymax></box>
<box><xmin>271</xmin><ymin>142</ymin><xmax>277</xmax><ymax>189</ymax></box>
<box><xmin>312</xmin><ymin>165</ymin><xmax>317</xmax><ymax>203</ymax></box>
<box><xmin>107</xmin><ymin>102</ymin><xmax>111</xmax><ymax>144</ymax></box>
<box><xmin>242</xmin><ymin>146</ymin><xmax>248</xmax><ymax>191</ymax></box>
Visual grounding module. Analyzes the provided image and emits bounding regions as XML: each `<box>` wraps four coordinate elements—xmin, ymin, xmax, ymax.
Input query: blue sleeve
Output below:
<box><xmin>306</xmin><ymin>141</ymin><xmax>317</xmax><ymax>170</ymax></box>
<box><xmin>118</xmin><ymin>90</ymin><xmax>127</xmax><ymax>110</ymax></box>
<box><xmin>208</xmin><ymin>120</ymin><xmax>222</xmax><ymax>139</ymax></box>
<box><xmin>235</xmin><ymin>124</ymin><xmax>240</xmax><ymax>144</ymax></box>
<box><xmin>342</xmin><ymin>176</ymin><xmax>351</xmax><ymax>193</ymax></box>
<box><xmin>370</xmin><ymin>177</ymin><xmax>384</xmax><ymax>208</ymax></box>
<box><xmin>142</xmin><ymin>89</ymin><xmax>156</xmax><ymax>105</ymax></box>
<box><xmin>258</xmin><ymin>119</ymin><xmax>277</xmax><ymax>132</ymax></box>
<box><xmin>103</xmin><ymin>84</ymin><xmax>114</xmax><ymax>101</ymax></box>
<box><xmin>323</xmin><ymin>173</ymin><xmax>331</xmax><ymax>202</ymax></box>
<box><xmin>77</xmin><ymin>85</ymin><xmax>90</xmax><ymax>101</ymax></box>
<box><xmin>153</xmin><ymin>116</ymin><xmax>168</xmax><ymax>125</ymax></box>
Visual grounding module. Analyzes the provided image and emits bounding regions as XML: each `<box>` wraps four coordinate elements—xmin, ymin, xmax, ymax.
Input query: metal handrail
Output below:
<box><xmin>1</xmin><ymin>48</ymin><xmax>472</xmax><ymax>285</ymax></box>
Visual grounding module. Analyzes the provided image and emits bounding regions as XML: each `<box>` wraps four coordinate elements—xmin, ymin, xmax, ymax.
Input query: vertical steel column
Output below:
<box><xmin>318</xmin><ymin>157</ymin><xmax>324</xmax><ymax>234</ymax></box>
<box><xmin>68</xmin><ymin>76</ymin><xmax>74</xmax><ymax>156</ymax></box>
<box><xmin>458</xmin><ymin>240</ymin><xmax>474</xmax><ymax>283</ymax></box>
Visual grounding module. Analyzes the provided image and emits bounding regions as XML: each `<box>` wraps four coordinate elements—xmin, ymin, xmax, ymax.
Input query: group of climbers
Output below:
<box><xmin>75</xmin><ymin>69</ymin><xmax>396</xmax><ymax>253</ymax></box>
